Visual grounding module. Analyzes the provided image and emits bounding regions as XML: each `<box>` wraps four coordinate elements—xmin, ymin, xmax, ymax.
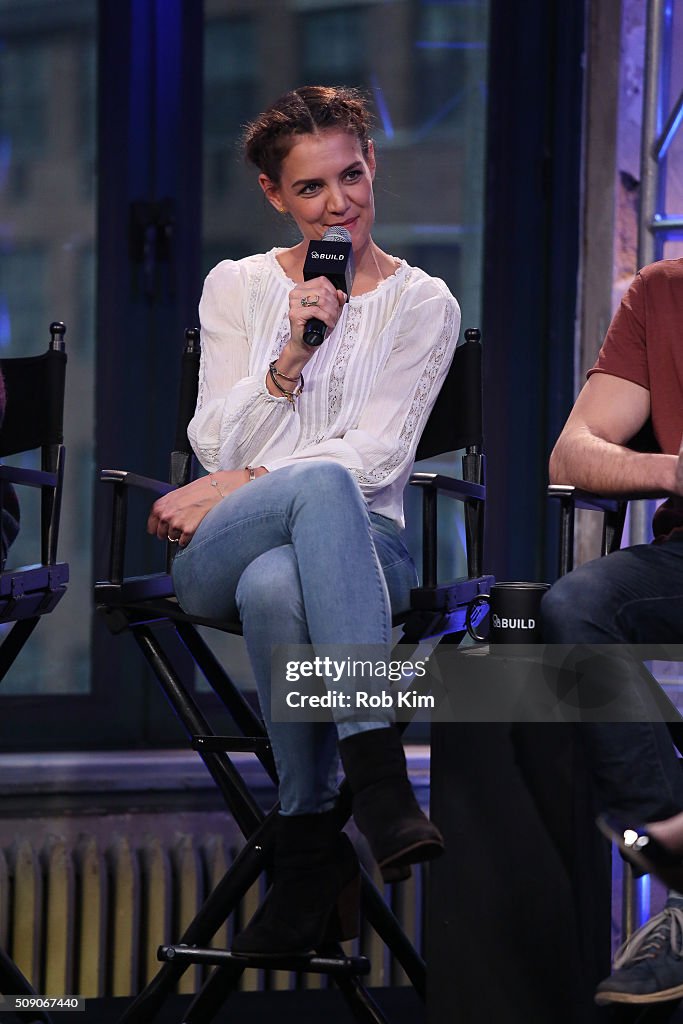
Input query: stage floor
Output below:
<box><xmin>49</xmin><ymin>986</ymin><xmax>426</xmax><ymax>1024</ymax></box>
<box><xmin>42</xmin><ymin>988</ymin><xmax>683</xmax><ymax>1024</ymax></box>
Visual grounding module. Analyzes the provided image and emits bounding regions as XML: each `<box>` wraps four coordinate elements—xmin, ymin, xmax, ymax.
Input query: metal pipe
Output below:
<box><xmin>637</xmin><ymin>0</ymin><xmax>666</xmax><ymax>270</ymax></box>
<box><xmin>631</xmin><ymin>0</ymin><xmax>668</xmax><ymax>548</ymax></box>
<box><xmin>651</xmin><ymin>215</ymin><xmax>683</xmax><ymax>231</ymax></box>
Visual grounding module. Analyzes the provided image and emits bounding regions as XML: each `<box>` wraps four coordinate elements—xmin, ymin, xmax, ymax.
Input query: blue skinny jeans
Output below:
<box><xmin>541</xmin><ymin>536</ymin><xmax>683</xmax><ymax>821</ymax></box>
<box><xmin>172</xmin><ymin>462</ymin><xmax>417</xmax><ymax>815</ymax></box>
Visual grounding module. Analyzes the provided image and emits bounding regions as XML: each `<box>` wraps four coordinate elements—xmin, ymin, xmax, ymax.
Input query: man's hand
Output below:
<box><xmin>147</xmin><ymin>469</ymin><xmax>258</xmax><ymax>548</ymax></box>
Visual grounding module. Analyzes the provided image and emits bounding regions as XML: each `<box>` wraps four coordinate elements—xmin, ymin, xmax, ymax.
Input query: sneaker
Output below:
<box><xmin>595</xmin><ymin>899</ymin><xmax>683</xmax><ymax>1005</ymax></box>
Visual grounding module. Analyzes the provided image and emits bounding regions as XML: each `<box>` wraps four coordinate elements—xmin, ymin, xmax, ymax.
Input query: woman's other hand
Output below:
<box><xmin>147</xmin><ymin>468</ymin><xmax>266</xmax><ymax>548</ymax></box>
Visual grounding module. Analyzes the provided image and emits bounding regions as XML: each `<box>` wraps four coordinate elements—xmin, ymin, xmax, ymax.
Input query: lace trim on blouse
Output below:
<box><xmin>323</xmin><ymin>304</ymin><xmax>362</xmax><ymax>433</ymax></box>
<box><xmin>351</xmin><ymin>298</ymin><xmax>455</xmax><ymax>486</ymax></box>
<box><xmin>196</xmin><ymin>344</ymin><xmax>208</xmax><ymax>417</ymax></box>
<box><xmin>192</xmin><ymin>426</ymin><xmax>220</xmax><ymax>467</ymax></box>
<box><xmin>271</xmin><ymin>313</ymin><xmax>291</xmax><ymax>361</ymax></box>
<box><xmin>248</xmin><ymin>258</ymin><xmax>265</xmax><ymax>339</ymax></box>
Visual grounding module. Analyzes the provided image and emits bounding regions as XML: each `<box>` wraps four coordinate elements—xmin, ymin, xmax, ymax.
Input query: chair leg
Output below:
<box><xmin>359</xmin><ymin>875</ymin><xmax>426</xmax><ymax>998</ymax></box>
<box><xmin>179</xmin><ymin>962</ymin><xmax>247</xmax><ymax>1024</ymax></box>
<box><xmin>335</xmin><ymin>976</ymin><xmax>394</xmax><ymax>1024</ymax></box>
<box><xmin>115</xmin><ymin>810</ymin><xmax>278</xmax><ymax>1024</ymax></box>
<box><xmin>0</xmin><ymin>618</ymin><xmax>39</xmax><ymax>683</ymax></box>
<box><xmin>119</xmin><ymin>801</ymin><xmax>425</xmax><ymax>1024</ymax></box>
<box><xmin>0</xmin><ymin>946</ymin><xmax>54</xmax><ymax>1024</ymax></box>
<box><xmin>116</xmin><ymin>622</ymin><xmax>430</xmax><ymax>1024</ymax></box>
<box><xmin>160</xmin><ymin>868</ymin><xmax>425</xmax><ymax>1024</ymax></box>
<box><xmin>133</xmin><ymin>625</ymin><xmax>265</xmax><ymax>835</ymax></box>
<box><xmin>174</xmin><ymin>622</ymin><xmax>276</xmax><ymax>773</ymax></box>
<box><xmin>117</xmin><ymin>818</ymin><xmax>412</xmax><ymax>1024</ymax></box>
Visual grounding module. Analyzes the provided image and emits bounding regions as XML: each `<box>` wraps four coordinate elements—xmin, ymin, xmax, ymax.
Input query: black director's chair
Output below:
<box><xmin>95</xmin><ymin>326</ymin><xmax>491</xmax><ymax>1024</ymax></box>
<box><xmin>0</xmin><ymin>322</ymin><xmax>68</xmax><ymax>683</ymax></box>
<box><xmin>549</xmin><ymin>424</ymin><xmax>683</xmax><ymax>1010</ymax></box>
<box><xmin>0</xmin><ymin>320</ymin><xmax>68</xmax><ymax>1023</ymax></box>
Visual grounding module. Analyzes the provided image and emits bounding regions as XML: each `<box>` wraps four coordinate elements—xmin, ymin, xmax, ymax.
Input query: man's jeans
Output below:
<box><xmin>172</xmin><ymin>462</ymin><xmax>417</xmax><ymax>815</ymax></box>
<box><xmin>541</xmin><ymin>536</ymin><xmax>683</xmax><ymax>821</ymax></box>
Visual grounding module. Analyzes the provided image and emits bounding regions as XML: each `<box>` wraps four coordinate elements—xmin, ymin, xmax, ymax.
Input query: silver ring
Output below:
<box><xmin>168</xmin><ymin>536</ymin><xmax>180</xmax><ymax>544</ymax></box>
<box><xmin>300</xmin><ymin>294</ymin><xmax>320</xmax><ymax>307</ymax></box>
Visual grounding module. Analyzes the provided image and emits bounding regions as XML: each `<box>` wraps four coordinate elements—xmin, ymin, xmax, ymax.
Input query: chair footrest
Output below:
<box><xmin>157</xmin><ymin>944</ymin><xmax>370</xmax><ymax>976</ymax></box>
<box><xmin>192</xmin><ymin>735</ymin><xmax>270</xmax><ymax>754</ymax></box>
<box><xmin>410</xmin><ymin>574</ymin><xmax>494</xmax><ymax>612</ymax></box>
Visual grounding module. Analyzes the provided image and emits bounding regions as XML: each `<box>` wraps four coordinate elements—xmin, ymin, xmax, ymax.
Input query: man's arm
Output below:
<box><xmin>549</xmin><ymin>373</ymin><xmax>680</xmax><ymax>496</ymax></box>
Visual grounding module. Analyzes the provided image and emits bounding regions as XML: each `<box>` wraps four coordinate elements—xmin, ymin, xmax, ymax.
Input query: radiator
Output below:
<box><xmin>0</xmin><ymin>830</ymin><xmax>424</xmax><ymax>998</ymax></box>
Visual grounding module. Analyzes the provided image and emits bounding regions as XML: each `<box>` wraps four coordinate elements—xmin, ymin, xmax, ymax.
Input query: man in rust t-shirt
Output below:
<box><xmin>590</xmin><ymin>257</ymin><xmax>683</xmax><ymax>538</ymax></box>
<box><xmin>542</xmin><ymin>257</ymin><xmax>683</xmax><ymax>1007</ymax></box>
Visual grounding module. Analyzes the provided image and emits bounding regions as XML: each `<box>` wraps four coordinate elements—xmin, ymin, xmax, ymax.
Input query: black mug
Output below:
<box><xmin>466</xmin><ymin>582</ymin><xmax>550</xmax><ymax>644</ymax></box>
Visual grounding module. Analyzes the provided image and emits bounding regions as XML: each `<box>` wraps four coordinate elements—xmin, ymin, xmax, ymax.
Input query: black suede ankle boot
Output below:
<box><xmin>231</xmin><ymin>809</ymin><xmax>360</xmax><ymax>958</ymax></box>
<box><xmin>339</xmin><ymin>726</ymin><xmax>444</xmax><ymax>882</ymax></box>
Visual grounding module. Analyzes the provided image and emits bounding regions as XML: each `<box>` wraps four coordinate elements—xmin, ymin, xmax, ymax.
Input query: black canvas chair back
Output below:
<box><xmin>0</xmin><ymin>322</ymin><xmax>68</xmax><ymax>681</ymax></box>
<box><xmin>416</xmin><ymin>326</ymin><xmax>483</xmax><ymax>460</ymax></box>
<box><xmin>0</xmin><ymin>340</ymin><xmax>67</xmax><ymax>460</ymax></box>
<box><xmin>95</xmin><ymin>325</ymin><xmax>491</xmax><ymax>1024</ymax></box>
<box><xmin>169</xmin><ymin>327</ymin><xmax>200</xmax><ymax>488</ymax></box>
<box><xmin>407</xmin><ymin>328</ymin><xmax>489</xmax><ymax>635</ymax></box>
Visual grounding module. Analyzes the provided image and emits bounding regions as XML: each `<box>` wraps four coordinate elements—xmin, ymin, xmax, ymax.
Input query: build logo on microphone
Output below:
<box><xmin>303</xmin><ymin>237</ymin><xmax>354</xmax><ymax>295</ymax></box>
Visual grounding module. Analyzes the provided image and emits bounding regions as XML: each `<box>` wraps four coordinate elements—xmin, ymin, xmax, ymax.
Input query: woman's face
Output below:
<box><xmin>260</xmin><ymin>129</ymin><xmax>376</xmax><ymax>252</ymax></box>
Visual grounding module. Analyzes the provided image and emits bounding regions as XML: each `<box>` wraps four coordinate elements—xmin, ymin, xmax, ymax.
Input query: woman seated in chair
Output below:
<box><xmin>148</xmin><ymin>85</ymin><xmax>460</xmax><ymax>956</ymax></box>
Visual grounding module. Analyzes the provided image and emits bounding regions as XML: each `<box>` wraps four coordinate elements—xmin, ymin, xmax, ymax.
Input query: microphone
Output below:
<box><xmin>302</xmin><ymin>226</ymin><xmax>355</xmax><ymax>346</ymax></box>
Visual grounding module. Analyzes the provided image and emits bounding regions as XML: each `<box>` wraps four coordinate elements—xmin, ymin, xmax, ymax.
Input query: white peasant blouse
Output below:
<box><xmin>188</xmin><ymin>248</ymin><xmax>461</xmax><ymax>527</ymax></box>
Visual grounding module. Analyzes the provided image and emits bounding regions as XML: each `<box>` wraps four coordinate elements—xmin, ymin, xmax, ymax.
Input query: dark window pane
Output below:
<box><xmin>0</xmin><ymin>42</ymin><xmax>47</xmax><ymax>161</ymax></box>
<box><xmin>300</xmin><ymin>8</ymin><xmax>366</xmax><ymax>84</ymax></box>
